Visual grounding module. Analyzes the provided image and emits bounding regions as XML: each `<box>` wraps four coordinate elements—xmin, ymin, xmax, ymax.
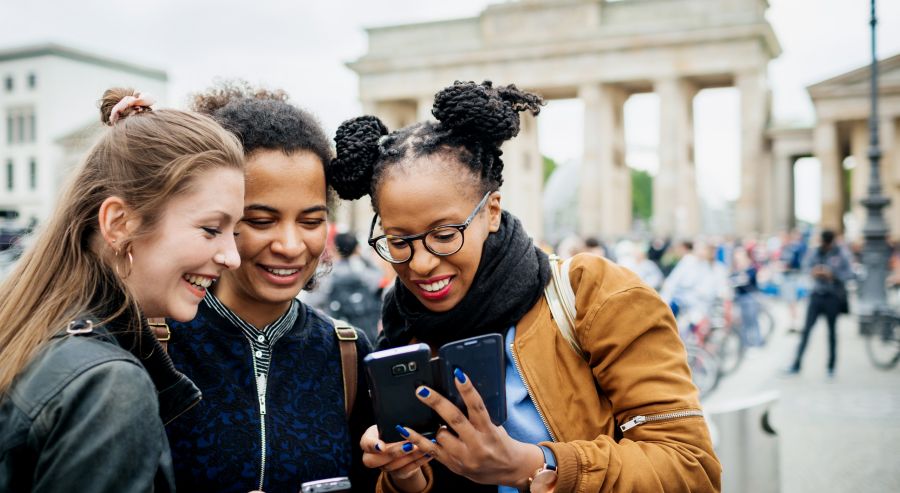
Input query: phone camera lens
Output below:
<box><xmin>391</xmin><ymin>363</ymin><xmax>408</xmax><ymax>376</ymax></box>
<box><xmin>407</xmin><ymin>361</ymin><xmax>417</xmax><ymax>371</ymax></box>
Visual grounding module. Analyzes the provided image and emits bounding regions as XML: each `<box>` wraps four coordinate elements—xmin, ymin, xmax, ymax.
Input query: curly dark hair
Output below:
<box><xmin>327</xmin><ymin>80</ymin><xmax>544</xmax><ymax>210</ymax></box>
<box><xmin>191</xmin><ymin>80</ymin><xmax>335</xmax><ymax>290</ymax></box>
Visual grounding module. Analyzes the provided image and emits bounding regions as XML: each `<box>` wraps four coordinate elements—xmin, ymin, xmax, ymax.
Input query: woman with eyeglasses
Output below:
<box><xmin>328</xmin><ymin>81</ymin><xmax>720</xmax><ymax>493</ymax></box>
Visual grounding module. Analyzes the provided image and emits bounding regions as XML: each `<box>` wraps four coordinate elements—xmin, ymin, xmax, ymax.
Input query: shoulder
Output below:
<box><xmin>9</xmin><ymin>334</ymin><xmax>148</xmax><ymax>419</ymax></box>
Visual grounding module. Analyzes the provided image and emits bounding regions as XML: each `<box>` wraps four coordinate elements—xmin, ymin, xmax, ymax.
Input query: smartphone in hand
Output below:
<box><xmin>299</xmin><ymin>477</ymin><xmax>351</xmax><ymax>493</ymax></box>
<box><xmin>438</xmin><ymin>333</ymin><xmax>507</xmax><ymax>426</ymax></box>
<box><xmin>364</xmin><ymin>343</ymin><xmax>438</xmax><ymax>442</ymax></box>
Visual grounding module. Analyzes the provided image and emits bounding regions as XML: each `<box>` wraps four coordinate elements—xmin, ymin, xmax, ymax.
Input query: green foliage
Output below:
<box><xmin>543</xmin><ymin>155</ymin><xmax>557</xmax><ymax>183</ymax></box>
<box><xmin>632</xmin><ymin>168</ymin><xmax>653</xmax><ymax>220</ymax></box>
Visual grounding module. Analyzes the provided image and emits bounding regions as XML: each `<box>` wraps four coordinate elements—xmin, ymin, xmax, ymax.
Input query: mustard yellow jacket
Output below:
<box><xmin>379</xmin><ymin>254</ymin><xmax>721</xmax><ymax>492</ymax></box>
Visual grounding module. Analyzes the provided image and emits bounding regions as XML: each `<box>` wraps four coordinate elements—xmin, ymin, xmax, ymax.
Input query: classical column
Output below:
<box><xmin>577</xmin><ymin>83</ymin><xmax>630</xmax><ymax>239</ymax></box>
<box><xmin>814</xmin><ymin>120</ymin><xmax>843</xmax><ymax>232</ymax></box>
<box><xmin>654</xmin><ymin>78</ymin><xmax>699</xmax><ymax>236</ymax></box>
<box><xmin>500</xmin><ymin>112</ymin><xmax>544</xmax><ymax>240</ymax></box>
<box><xmin>880</xmin><ymin>117</ymin><xmax>899</xmax><ymax>239</ymax></box>
<box><xmin>736</xmin><ymin>70</ymin><xmax>770</xmax><ymax>235</ymax></box>
<box><xmin>850</xmin><ymin>121</ymin><xmax>872</xmax><ymax>239</ymax></box>
<box><xmin>771</xmin><ymin>150</ymin><xmax>796</xmax><ymax>233</ymax></box>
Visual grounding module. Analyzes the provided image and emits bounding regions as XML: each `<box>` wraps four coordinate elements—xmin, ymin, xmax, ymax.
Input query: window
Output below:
<box><xmin>5</xmin><ymin>107</ymin><xmax>36</xmax><ymax>144</ymax></box>
<box><xmin>3</xmin><ymin>76</ymin><xmax>12</xmax><ymax>92</ymax></box>
<box><xmin>27</xmin><ymin>73</ymin><xmax>36</xmax><ymax>89</ymax></box>
<box><xmin>29</xmin><ymin>158</ymin><xmax>36</xmax><ymax>190</ymax></box>
<box><xmin>6</xmin><ymin>160</ymin><xmax>13</xmax><ymax>191</ymax></box>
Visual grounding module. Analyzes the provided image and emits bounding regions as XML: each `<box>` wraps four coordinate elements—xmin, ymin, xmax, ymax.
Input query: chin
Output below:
<box><xmin>167</xmin><ymin>304</ymin><xmax>200</xmax><ymax>323</ymax></box>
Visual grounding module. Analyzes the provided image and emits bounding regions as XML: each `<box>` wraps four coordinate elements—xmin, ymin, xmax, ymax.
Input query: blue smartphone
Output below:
<box><xmin>438</xmin><ymin>333</ymin><xmax>507</xmax><ymax>426</ymax></box>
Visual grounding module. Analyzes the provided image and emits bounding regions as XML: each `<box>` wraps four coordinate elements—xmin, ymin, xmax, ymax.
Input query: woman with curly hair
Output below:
<box><xmin>164</xmin><ymin>82</ymin><xmax>377</xmax><ymax>493</ymax></box>
<box><xmin>328</xmin><ymin>81</ymin><xmax>721</xmax><ymax>493</ymax></box>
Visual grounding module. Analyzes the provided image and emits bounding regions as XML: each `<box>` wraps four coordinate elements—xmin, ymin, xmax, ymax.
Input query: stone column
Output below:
<box><xmin>654</xmin><ymin>78</ymin><xmax>699</xmax><ymax>236</ymax></box>
<box><xmin>500</xmin><ymin>112</ymin><xmax>544</xmax><ymax>240</ymax></box>
<box><xmin>814</xmin><ymin>120</ymin><xmax>843</xmax><ymax>232</ymax></box>
<box><xmin>850</xmin><ymin>121</ymin><xmax>871</xmax><ymax>240</ymax></box>
<box><xmin>880</xmin><ymin>117</ymin><xmax>899</xmax><ymax>240</ymax></box>
<box><xmin>771</xmin><ymin>150</ymin><xmax>796</xmax><ymax>233</ymax></box>
<box><xmin>577</xmin><ymin>83</ymin><xmax>630</xmax><ymax>239</ymax></box>
<box><xmin>736</xmin><ymin>70</ymin><xmax>770</xmax><ymax>235</ymax></box>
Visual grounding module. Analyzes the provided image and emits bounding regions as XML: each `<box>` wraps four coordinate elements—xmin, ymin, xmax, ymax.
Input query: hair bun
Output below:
<box><xmin>328</xmin><ymin>115</ymin><xmax>389</xmax><ymax>200</ymax></box>
<box><xmin>432</xmin><ymin>80</ymin><xmax>543</xmax><ymax>145</ymax></box>
<box><xmin>99</xmin><ymin>87</ymin><xmax>138</xmax><ymax>125</ymax></box>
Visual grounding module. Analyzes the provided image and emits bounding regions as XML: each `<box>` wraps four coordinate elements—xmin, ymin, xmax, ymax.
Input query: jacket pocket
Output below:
<box><xmin>620</xmin><ymin>409</ymin><xmax>704</xmax><ymax>432</ymax></box>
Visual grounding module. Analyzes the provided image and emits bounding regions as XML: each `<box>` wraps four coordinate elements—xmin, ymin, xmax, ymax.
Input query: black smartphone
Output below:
<box><xmin>438</xmin><ymin>333</ymin><xmax>507</xmax><ymax>426</ymax></box>
<box><xmin>299</xmin><ymin>476</ymin><xmax>351</xmax><ymax>493</ymax></box>
<box><xmin>363</xmin><ymin>343</ymin><xmax>438</xmax><ymax>442</ymax></box>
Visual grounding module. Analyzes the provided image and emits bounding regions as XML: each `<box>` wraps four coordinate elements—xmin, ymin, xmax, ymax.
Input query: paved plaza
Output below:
<box><xmin>703</xmin><ymin>299</ymin><xmax>900</xmax><ymax>493</ymax></box>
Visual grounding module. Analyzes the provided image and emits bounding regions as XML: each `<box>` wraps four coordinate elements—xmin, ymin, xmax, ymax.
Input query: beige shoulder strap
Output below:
<box><xmin>332</xmin><ymin>319</ymin><xmax>359</xmax><ymax>418</ymax></box>
<box><xmin>544</xmin><ymin>254</ymin><xmax>585</xmax><ymax>359</ymax></box>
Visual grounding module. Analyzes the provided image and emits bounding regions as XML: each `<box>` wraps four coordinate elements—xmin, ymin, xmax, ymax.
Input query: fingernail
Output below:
<box><xmin>395</xmin><ymin>425</ymin><xmax>410</xmax><ymax>438</ymax></box>
<box><xmin>454</xmin><ymin>367</ymin><xmax>466</xmax><ymax>383</ymax></box>
<box><xmin>402</xmin><ymin>442</ymin><xmax>413</xmax><ymax>453</ymax></box>
<box><xmin>374</xmin><ymin>443</ymin><xmax>381</xmax><ymax>452</ymax></box>
<box><xmin>417</xmin><ymin>387</ymin><xmax>430</xmax><ymax>398</ymax></box>
<box><xmin>430</xmin><ymin>438</ymin><xmax>437</xmax><ymax>443</ymax></box>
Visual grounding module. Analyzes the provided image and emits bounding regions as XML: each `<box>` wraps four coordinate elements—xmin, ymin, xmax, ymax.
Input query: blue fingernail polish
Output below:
<box><xmin>430</xmin><ymin>438</ymin><xmax>437</xmax><ymax>443</ymax></box>
<box><xmin>395</xmin><ymin>425</ymin><xmax>410</xmax><ymax>438</ymax></box>
<box><xmin>374</xmin><ymin>443</ymin><xmax>381</xmax><ymax>452</ymax></box>
<box><xmin>402</xmin><ymin>442</ymin><xmax>414</xmax><ymax>453</ymax></box>
<box><xmin>417</xmin><ymin>387</ymin><xmax>430</xmax><ymax>398</ymax></box>
<box><xmin>454</xmin><ymin>367</ymin><xmax>467</xmax><ymax>383</ymax></box>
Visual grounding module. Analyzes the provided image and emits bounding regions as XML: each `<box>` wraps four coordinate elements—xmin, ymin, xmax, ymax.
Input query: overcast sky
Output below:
<box><xmin>2</xmin><ymin>0</ymin><xmax>899</xmax><ymax>218</ymax></box>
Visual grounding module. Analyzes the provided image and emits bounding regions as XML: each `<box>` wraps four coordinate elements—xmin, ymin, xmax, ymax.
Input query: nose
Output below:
<box><xmin>215</xmin><ymin>235</ymin><xmax>242</xmax><ymax>270</ymax></box>
<box><xmin>271</xmin><ymin>224</ymin><xmax>306</xmax><ymax>258</ymax></box>
<box><xmin>406</xmin><ymin>239</ymin><xmax>440</xmax><ymax>276</ymax></box>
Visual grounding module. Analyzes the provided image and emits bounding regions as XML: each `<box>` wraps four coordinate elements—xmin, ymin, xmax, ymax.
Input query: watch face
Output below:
<box><xmin>530</xmin><ymin>469</ymin><xmax>559</xmax><ymax>493</ymax></box>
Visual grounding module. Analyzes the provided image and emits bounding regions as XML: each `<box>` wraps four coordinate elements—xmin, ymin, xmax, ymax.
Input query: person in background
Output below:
<box><xmin>164</xmin><ymin>82</ymin><xmax>377</xmax><ymax>493</ymax></box>
<box><xmin>329</xmin><ymin>80</ymin><xmax>720</xmax><ymax>493</ymax></box>
<box><xmin>730</xmin><ymin>247</ymin><xmax>762</xmax><ymax>347</ymax></box>
<box><xmin>787</xmin><ymin>229</ymin><xmax>853</xmax><ymax>378</ymax></box>
<box><xmin>325</xmin><ymin>232</ymin><xmax>384</xmax><ymax>341</ymax></box>
<box><xmin>616</xmin><ymin>240</ymin><xmax>664</xmax><ymax>290</ymax></box>
<box><xmin>0</xmin><ymin>88</ymin><xmax>245</xmax><ymax>492</ymax></box>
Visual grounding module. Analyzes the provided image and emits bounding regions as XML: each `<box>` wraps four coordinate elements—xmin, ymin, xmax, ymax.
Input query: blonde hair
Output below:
<box><xmin>0</xmin><ymin>88</ymin><xmax>244</xmax><ymax>395</ymax></box>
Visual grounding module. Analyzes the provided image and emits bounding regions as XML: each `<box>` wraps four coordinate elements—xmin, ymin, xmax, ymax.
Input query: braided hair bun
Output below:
<box><xmin>432</xmin><ymin>80</ymin><xmax>543</xmax><ymax>145</ymax></box>
<box><xmin>329</xmin><ymin>115</ymin><xmax>389</xmax><ymax>200</ymax></box>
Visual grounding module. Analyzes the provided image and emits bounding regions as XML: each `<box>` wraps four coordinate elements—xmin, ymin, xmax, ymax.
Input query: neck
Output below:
<box><xmin>213</xmin><ymin>279</ymin><xmax>293</xmax><ymax>330</ymax></box>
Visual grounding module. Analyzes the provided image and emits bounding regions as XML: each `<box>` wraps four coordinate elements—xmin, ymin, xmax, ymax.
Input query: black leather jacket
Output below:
<box><xmin>0</xmin><ymin>318</ymin><xmax>201</xmax><ymax>492</ymax></box>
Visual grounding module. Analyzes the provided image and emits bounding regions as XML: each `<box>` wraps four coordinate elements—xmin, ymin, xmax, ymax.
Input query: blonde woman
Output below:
<box><xmin>0</xmin><ymin>88</ymin><xmax>245</xmax><ymax>492</ymax></box>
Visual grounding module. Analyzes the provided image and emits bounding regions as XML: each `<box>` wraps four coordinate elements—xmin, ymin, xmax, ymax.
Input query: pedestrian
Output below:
<box><xmin>326</xmin><ymin>232</ymin><xmax>384</xmax><ymax>342</ymax></box>
<box><xmin>163</xmin><ymin>82</ymin><xmax>377</xmax><ymax>493</ymax></box>
<box><xmin>329</xmin><ymin>80</ymin><xmax>720</xmax><ymax>492</ymax></box>
<box><xmin>731</xmin><ymin>247</ymin><xmax>762</xmax><ymax>347</ymax></box>
<box><xmin>787</xmin><ymin>229</ymin><xmax>853</xmax><ymax>378</ymax></box>
<box><xmin>0</xmin><ymin>88</ymin><xmax>245</xmax><ymax>491</ymax></box>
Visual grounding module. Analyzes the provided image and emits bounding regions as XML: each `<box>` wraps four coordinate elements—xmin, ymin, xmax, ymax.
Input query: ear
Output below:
<box><xmin>487</xmin><ymin>191</ymin><xmax>502</xmax><ymax>233</ymax></box>
<box><xmin>97</xmin><ymin>196</ymin><xmax>141</xmax><ymax>251</ymax></box>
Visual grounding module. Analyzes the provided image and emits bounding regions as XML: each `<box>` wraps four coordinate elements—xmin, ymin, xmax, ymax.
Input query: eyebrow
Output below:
<box><xmin>244</xmin><ymin>204</ymin><xmax>329</xmax><ymax>214</ymax></box>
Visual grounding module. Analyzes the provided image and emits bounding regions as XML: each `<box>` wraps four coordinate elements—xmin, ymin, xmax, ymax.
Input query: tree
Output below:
<box><xmin>543</xmin><ymin>155</ymin><xmax>557</xmax><ymax>183</ymax></box>
<box><xmin>631</xmin><ymin>168</ymin><xmax>653</xmax><ymax>221</ymax></box>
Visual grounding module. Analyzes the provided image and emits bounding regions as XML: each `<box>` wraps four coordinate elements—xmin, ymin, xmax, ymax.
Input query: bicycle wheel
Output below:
<box><xmin>866</xmin><ymin>319</ymin><xmax>900</xmax><ymax>370</ymax></box>
<box><xmin>757</xmin><ymin>306</ymin><xmax>776</xmax><ymax>345</ymax></box>
<box><xmin>708</xmin><ymin>327</ymin><xmax>744</xmax><ymax>376</ymax></box>
<box><xmin>685</xmin><ymin>343</ymin><xmax>721</xmax><ymax>397</ymax></box>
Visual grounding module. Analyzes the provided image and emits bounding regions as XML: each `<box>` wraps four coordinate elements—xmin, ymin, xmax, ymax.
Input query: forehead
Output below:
<box><xmin>376</xmin><ymin>157</ymin><xmax>482</xmax><ymax>232</ymax></box>
<box><xmin>244</xmin><ymin>149</ymin><xmax>326</xmax><ymax>203</ymax></box>
<box><xmin>164</xmin><ymin>167</ymin><xmax>244</xmax><ymax>216</ymax></box>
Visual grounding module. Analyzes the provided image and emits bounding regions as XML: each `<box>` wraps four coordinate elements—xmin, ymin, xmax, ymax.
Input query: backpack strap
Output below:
<box><xmin>332</xmin><ymin>319</ymin><xmax>359</xmax><ymax>418</ymax></box>
<box><xmin>147</xmin><ymin>318</ymin><xmax>171</xmax><ymax>352</ymax></box>
<box><xmin>544</xmin><ymin>254</ymin><xmax>585</xmax><ymax>360</ymax></box>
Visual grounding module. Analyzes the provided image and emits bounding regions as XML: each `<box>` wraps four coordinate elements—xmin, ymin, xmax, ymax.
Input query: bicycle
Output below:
<box><xmin>865</xmin><ymin>309</ymin><xmax>900</xmax><ymax>370</ymax></box>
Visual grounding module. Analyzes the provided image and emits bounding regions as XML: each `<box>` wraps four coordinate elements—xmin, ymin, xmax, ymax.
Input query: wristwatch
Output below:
<box><xmin>527</xmin><ymin>445</ymin><xmax>558</xmax><ymax>493</ymax></box>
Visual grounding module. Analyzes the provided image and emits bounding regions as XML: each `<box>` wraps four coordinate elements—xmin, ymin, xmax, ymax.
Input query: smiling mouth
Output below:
<box><xmin>262</xmin><ymin>266</ymin><xmax>300</xmax><ymax>277</ymax></box>
<box><xmin>183</xmin><ymin>274</ymin><xmax>215</xmax><ymax>290</ymax></box>
<box><xmin>419</xmin><ymin>278</ymin><xmax>450</xmax><ymax>292</ymax></box>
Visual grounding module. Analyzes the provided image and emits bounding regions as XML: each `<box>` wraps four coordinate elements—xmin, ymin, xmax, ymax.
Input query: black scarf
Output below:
<box><xmin>379</xmin><ymin>211</ymin><xmax>550</xmax><ymax>350</ymax></box>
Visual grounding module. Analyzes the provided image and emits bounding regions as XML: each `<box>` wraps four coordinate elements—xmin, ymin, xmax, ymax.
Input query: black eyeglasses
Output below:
<box><xmin>368</xmin><ymin>192</ymin><xmax>492</xmax><ymax>264</ymax></box>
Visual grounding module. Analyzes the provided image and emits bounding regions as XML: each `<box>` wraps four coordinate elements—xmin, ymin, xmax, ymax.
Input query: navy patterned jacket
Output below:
<box><xmin>165</xmin><ymin>297</ymin><xmax>377</xmax><ymax>493</ymax></box>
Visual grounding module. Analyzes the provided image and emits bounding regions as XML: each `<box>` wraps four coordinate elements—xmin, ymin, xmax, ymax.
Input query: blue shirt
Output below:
<box><xmin>499</xmin><ymin>326</ymin><xmax>552</xmax><ymax>493</ymax></box>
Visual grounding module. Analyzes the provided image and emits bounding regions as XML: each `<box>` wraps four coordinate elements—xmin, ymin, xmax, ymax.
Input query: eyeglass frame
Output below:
<box><xmin>367</xmin><ymin>191</ymin><xmax>493</xmax><ymax>264</ymax></box>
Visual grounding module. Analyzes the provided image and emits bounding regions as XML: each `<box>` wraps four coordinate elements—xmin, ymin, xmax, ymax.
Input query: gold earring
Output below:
<box><xmin>114</xmin><ymin>248</ymin><xmax>134</xmax><ymax>279</ymax></box>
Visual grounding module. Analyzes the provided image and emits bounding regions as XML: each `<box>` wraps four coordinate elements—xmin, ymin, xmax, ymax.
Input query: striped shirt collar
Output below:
<box><xmin>203</xmin><ymin>292</ymin><xmax>299</xmax><ymax>346</ymax></box>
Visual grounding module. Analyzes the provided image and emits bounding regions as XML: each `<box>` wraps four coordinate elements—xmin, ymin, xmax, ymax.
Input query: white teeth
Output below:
<box><xmin>420</xmin><ymin>278</ymin><xmax>450</xmax><ymax>292</ymax></box>
<box><xmin>183</xmin><ymin>274</ymin><xmax>214</xmax><ymax>289</ymax></box>
<box><xmin>264</xmin><ymin>267</ymin><xmax>299</xmax><ymax>277</ymax></box>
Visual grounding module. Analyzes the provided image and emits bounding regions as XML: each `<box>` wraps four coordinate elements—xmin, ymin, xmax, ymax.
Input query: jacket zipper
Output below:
<box><xmin>509</xmin><ymin>343</ymin><xmax>558</xmax><ymax>442</ymax></box>
<box><xmin>619</xmin><ymin>409</ymin><xmax>704</xmax><ymax>433</ymax></box>
<box><xmin>255</xmin><ymin>372</ymin><xmax>267</xmax><ymax>491</ymax></box>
